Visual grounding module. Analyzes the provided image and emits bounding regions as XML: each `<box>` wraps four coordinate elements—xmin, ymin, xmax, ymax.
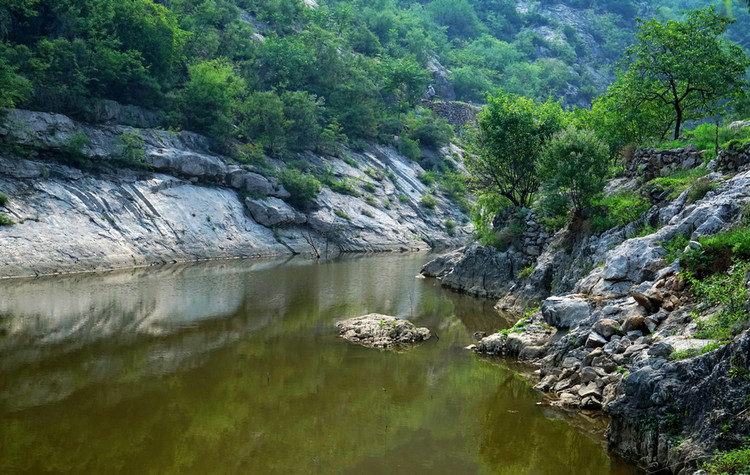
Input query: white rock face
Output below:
<box><xmin>0</xmin><ymin>110</ymin><xmax>473</xmax><ymax>278</ymax></box>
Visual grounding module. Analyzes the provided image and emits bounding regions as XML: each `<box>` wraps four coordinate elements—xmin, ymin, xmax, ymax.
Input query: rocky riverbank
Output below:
<box><xmin>422</xmin><ymin>145</ymin><xmax>750</xmax><ymax>474</ymax></box>
<box><xmin>0</xmin><ymin>109</ymin><xmax>472</xmax><ymax>278</ymax></box>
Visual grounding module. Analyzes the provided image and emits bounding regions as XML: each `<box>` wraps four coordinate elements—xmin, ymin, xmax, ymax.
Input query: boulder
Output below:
<box><xmin>541</xmin><ymin>296</ymin><xmax>592</xmax><ymax>328</ymax></box>
<box><xmin>336</xmin><ymin>314</ymin><xmax>430</xmax><ymax>349</ymax></box>
<box><xmin>245</xmin><ymin>197</ymin><xmax>305</xmax><ymax>227</ymax></box>
<box><xmin>595</xmin><ymin>318</ymin><xmax>621</xmax><ymax>339</ymax></box>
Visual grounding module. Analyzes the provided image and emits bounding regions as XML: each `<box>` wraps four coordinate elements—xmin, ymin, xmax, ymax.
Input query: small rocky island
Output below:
<box><xmin>336</xmin><ymin>314</ymin><xmax>431</xmax><ymax>349</ymax></box>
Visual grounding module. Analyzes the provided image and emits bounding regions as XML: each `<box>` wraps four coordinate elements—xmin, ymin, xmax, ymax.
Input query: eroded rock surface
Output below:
<box><xmin>336</xmin><ymin>314</ymin><xmax>431</xmax><ymax>349</ymax></box>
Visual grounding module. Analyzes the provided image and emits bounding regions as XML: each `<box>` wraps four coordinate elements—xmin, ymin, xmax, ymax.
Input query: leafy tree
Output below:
<box><xmin>538</xmin><ymin>126</ymin><xmax>610</xmax><ymax>214</ymax></box>
<box><xmin>240</xmin><ymin>90</ymin><xmax>287</xmax><ymax>155</ymax></box>
<box><xmin>0</xmin><ymin>55</ymin><xmax>31</xmax><ymax>109</ymax></box>
<box><xmin>610</xmin><ymin>6</ymin><xmax>750</xmax><ymax>140</ymax></box>
<box><xmin>180</xmin><ymin>59</ymin><xmax>246</xmax><ymax>143</ymax></box>
<box><xmin>465</xmin><ymin>90</ymin><xmax>565</xmax><ymax>208</ymax></box>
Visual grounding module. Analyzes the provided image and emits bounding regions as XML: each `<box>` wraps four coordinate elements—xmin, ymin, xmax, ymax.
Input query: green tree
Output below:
<box><xmin>0</xmin><ymin>55</ymin><xmax>31</xmax><ymax>109</ymax></box>
<box><xmin>538</xmin><ymin>126</ymin><xmax>610</xmax><ymax>214</ymax></box>
<box><xmin>180</xmin><ymin>59</ymin><xmax>246</xmax><ymax>142</ymax></box>
<box><xmin>611</xmin><ymin>6</ymin><xmax>750</xmax><ymax>140</ymax></box>
<box><xmin>465</xmin><ymin>90</ymin><xmax>565</xmax><ymax>208</ymax></box>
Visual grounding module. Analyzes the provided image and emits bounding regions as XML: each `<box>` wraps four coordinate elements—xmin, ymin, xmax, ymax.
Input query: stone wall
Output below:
<box><xmin>424</xmin><ymin>100</ymin><xmax>479</xmax><ymax>133</ymax></box>
<box><xmin>709</xmin><ymin>140</ymin><xmax>750</xmax><ymax>172</ymax></box>
<box><xmin>626</xmin><ymin>145</ymin><xmax>703</xmax><ymax>181</ymax></box>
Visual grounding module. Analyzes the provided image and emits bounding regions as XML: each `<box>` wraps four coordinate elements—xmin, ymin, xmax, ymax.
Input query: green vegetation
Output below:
<box><xmin>601</xmin><ymin>7</ymin><xmax>750</xmax><ymax>141</ymax></box>
<box><xmin>420</xmin><ymin>194</ymin><xmax>437</xmax><ymax>209</ymax></box>
<box><xmin>645</xmin><ymin>167</ymin><xmax>709</xmax><ymax>201</ymax></box>
<box><xmin>0</xmin><ymin>192</ymin><xmax>8</xmax><ymax>207</ymax></box>
<box><xmin>0</xmin><ymin>215</ymin><xmax>15</xmax><ymax>226</ymax></box>
<box><xmin>702</xmin><ymin>445</ymin><xmax>750</xmax><ymax>474</ymax></box>
<box><xmin>589</xmin><ymin>190</ymin><xmax>651</xmax><ymax>233</ymax></box>
<box><xmin>279</xmin><ymin>169</ymin><xmax>321</xmax><ymax>209</ymax></box>
<box><xmin>684</xmin><ymin>259</ymin><xmax>749</xmax><ymax>340</ymax></box>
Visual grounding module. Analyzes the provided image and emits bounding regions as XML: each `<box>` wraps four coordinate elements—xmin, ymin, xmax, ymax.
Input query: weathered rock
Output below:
<box><xmin>586</xmin><ymin>332</ymin><xmax>608</xmax><ymax>348</ymax></box>
<box><xmin>245</xmin><ymin>197</ymin><xmax>305</xmax><ymax>227</ymax></box>
<box><xmin>541</xmin><ymin>296</ymin><xmax>592</xmax><ymax>328</ymax></box>
<box><xmin>595</xmin><ymin>318</ymin><xmax>621</xmax><ymax>339</ymax></box>
<box><xmin>622</xmin><ymin>315</ymin><xmax>647</xmax><ymax>333</ymax></box>
<box><xmin>336</xmin><ymin>314</ymin><xmax>430</xmax><ymax>349</ymax></box>
<box><xmin>647</xmin><ymin>341</ymin><xmax>673</xmax><ymax>358</ymax></box>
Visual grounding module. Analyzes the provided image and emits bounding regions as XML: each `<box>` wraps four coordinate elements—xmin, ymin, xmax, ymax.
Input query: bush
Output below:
<box><xmin>420</xmin><ymin>194</ymin><xmax>437</xmax><ymax>209</ymax></box>
<box><xmin>419</xmin><ymin>171</ymin><xmax>438</xmax><ymax>186</ymax></box>
<box><xmin>445</xmin><ymin>218</ymin><xmax>456</xmax><ymax>236</ymax></box>
<box><xmin>645</xmin><ymin>167</ymin><xmax>708</xmax><ymax>201</ymax></box>
<box><xmin>685</xmin><ymin>178</ymin><xmax>717</xmax><ymax>204</ymax></box>
<box><xmin>398</xmin><ymin>135</ymin><xmax>421</xmax><ymax>161</ymax></box>
<box><xmin>518</xmin><ymin>265</ymin><xmax>534</xmax><ymax>279</ymax></box>
<box><xmin>538</xmin><ymin>126</ymin><xmax>610</xmax><ymax>213</ymax></box>
<box><xmin>404</xmin><ymin>110</ymin><xmax>454</xmax><ymax>149</ymax></box>
<box><xmin>115</xmin><ymin>132</ymin><xmax>150</xmax><ymax>169</ymax></box>
<box><xmin>329</xmin><ymin>179</ymin><xmax>360</xmax><ymax>197</ymax></box>
<box><xmin>0</xmin><ymin>215</ymin><xmax>15</xmax><ymax>226</ymax></box>
<box><xmin>536</xmin><ymin>192</ymin><xmax>571</xmax><ymax>232</ymax></box>
<box><xmin>0</xmin><ymin>192</ymin><xmax>8</xmax><ymax>207</ymax></box>
<box><xmin>702</xmin><ymin>445</ymin><xmax>750</xmax><ymax>474</ymax></box>
<box><xmin>63</xmin><ymin>132</ymin><xmax>93</xmax><ymax>169</ymax></box>
<box><xmin>279</xmin><ymin>169</ymin><xmax>321</xmax><ymax>209</ymax></box>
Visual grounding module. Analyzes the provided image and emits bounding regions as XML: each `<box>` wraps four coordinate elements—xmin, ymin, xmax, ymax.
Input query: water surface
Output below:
<box><xmin>0</xmin><ymin>253</ymin><xmax>638</xmax><ymax>474</ymax></box>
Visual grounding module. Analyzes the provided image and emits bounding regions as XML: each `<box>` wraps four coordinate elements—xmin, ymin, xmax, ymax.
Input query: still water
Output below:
<box><xmin>0</xmin><ymin>253</ymin><xmax>639</xmax><ymax>474</ymax></box>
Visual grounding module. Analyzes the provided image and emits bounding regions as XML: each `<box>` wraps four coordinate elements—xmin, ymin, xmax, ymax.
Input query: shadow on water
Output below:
<box><xmin>0</xmin><ymin>252</ymin><xmax>641</xmax><ymax>474</ymax></box>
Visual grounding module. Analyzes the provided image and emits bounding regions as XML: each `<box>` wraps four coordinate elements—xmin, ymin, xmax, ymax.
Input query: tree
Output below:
<box><xmin>611</xmin><ymin>6</ymin><xmax>750</xmax><ymax>140</ymax></box>
<box><xmin>538</xmin><ymin>126</ymin><xmax>610</xmax><ymax>214</ymax></box>
<box><xmin>465</xmin><ymin>90</ymin><xmax>565</xmax><ymax>209</ymax></box>
<box><xmin>180</xmin><ymin>59</ymin><xmax>246</xmax><ymax>142</ymax></box>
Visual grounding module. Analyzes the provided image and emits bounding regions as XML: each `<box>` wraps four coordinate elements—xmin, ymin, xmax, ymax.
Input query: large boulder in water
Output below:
<box><xmin>336</xmin><ymin>314</ymin><xmax>431</xmax><ymax>349</ymax></box>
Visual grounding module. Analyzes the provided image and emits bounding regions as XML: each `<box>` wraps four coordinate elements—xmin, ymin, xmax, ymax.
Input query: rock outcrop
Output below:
<box><xmin>336</xmin><ymin>314</ymin><xmax>431</xmax><ymax>349</ymax></box>
<box><xmin>421</xmin><ymin>145</ymin><xmax>750</xmax><ymax>472</ymax></box>
<box><xmin>0</xmin><ymin>109</ymin><xmax>472</xmax><ymax>278</ymax></box>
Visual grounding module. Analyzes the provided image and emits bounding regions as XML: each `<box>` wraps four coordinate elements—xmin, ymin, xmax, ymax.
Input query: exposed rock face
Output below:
<box><xmin>0</xmin><ymin>109</ymin><xmax>472</xmax><ymax>278</ymax></box>
<box><xmin>336</xmin><ymin>314</ymin><xmax>431</xmax><ymax>349</ymax></box>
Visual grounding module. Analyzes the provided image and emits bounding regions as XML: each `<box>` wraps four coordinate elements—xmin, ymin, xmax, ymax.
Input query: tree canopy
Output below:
<box><xmin>465</xmin><ymin>90</ymin><xmax>565</xmax><ymax>209</ymax></box>
<box><xmin>605</xmin><ymin>6</ymin><xmax>750</xmax><ymax>140</ymax></box>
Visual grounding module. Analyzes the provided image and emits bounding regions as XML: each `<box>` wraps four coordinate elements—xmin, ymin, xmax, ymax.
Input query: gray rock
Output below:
<box><xmin>541</xmin><ymin>296</ymin><xmax>592</xmax><ymax>328</ymax></box>
<box><xmin>595</xmin><ymin>318</ymin><xmax>621</xmax><ymax>339</ymax></box>
<box><xmin>586</xmin><ymin>332</ymin><xmax>608</xmax><ymax>348</ymax></box>
<box><xmin>647</xmin><ymin>341</ymin><xmax>673</xmax><ymax>358</ymax></box>
<box><xmin>245</xmin><ymin>197</ymin><xmax>305</xmax><ymax>227</ymax></box>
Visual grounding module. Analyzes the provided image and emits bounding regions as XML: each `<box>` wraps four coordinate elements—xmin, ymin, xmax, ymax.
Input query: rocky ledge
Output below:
<box><xmin>336</xmin><ymin>314</ymin><xmax>431</xmax><ymax>349</ymax></box>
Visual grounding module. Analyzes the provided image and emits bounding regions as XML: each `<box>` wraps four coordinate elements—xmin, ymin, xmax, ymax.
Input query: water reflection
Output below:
<box><xmin>0</xmin><ymin>253</ymin><xmax>639</xmax><ymax>474</ymax></box>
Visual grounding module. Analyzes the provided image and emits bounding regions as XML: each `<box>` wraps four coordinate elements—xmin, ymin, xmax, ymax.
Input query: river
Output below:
<box><xmin>0</xmin><ymin>253</ymin><xmax>639</xmax><ymax>474</ymax></box>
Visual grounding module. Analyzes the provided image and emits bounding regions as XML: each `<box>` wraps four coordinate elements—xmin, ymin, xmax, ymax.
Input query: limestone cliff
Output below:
<box><xmin>0</xmin><ymin>109</ymin><xmax>472</xmax><ymax>278</ymax></box>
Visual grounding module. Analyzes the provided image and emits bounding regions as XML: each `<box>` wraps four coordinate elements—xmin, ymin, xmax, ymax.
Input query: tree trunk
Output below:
<box><xmin>673</xmin><ymin>105</ymin><xmax>683</xmax><ymax>140</ymax></box>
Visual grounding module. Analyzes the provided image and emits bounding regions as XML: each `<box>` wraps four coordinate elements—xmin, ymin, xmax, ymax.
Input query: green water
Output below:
<box><xmin>0</xmin><ymin>253</ymin><xmax>638</xmax><ymax>474</ymax></box>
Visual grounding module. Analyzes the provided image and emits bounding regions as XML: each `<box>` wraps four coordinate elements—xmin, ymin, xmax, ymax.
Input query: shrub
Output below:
<box><xmin>115</xmin><ymin>132</ymin><xmax>150</xmax><ymax>169</ymax></box>
<box><xmin>420</xmin><ymin>194</ymin><xmax>437</xmax><ymax>209</ymax></box>
<box><xmin>536</xmin><ymin>192</ymin><xmax>571</xmax><ymax>232</ymax></box>
<box><xmin>445</xmin><ymin>218</ymin><xmax>456</xmax><ymax>236</ymax></box>
<box><xmin>329</xmin><ymin>179</ymin><xmax>360</xmax><ymax>197</ymax></box>
<box><xmin>685</xmin><ymin>178</ymin><xmax>717</xmax><ymax>204</ymax></box>
<box><xmin>538</xmin><ymin>126</ymin><xmax>610</xmax><ymax>213</ymax></box>
<box><xmin>404</xmin><ymin>110</ymin><xmax>454</xmax><ymax>149</ymax></box>
<box><xmin>645</xmin><ymin>167</ymin><xmax>708</xmax><ymax>201</ymax></box>
<box><xmin>334</xmin><ymin>209</ymin><xmax>351</xmax><ymax>220</ymax></box>
<box><xmin>63</xmin><ymin>132</ymin><xmax>93</xmax><ymax>169</ymax></box>
<box><xmin>398</xmin><ymin>135</ymin><xmax>421</xmax><ymax>161</ymax></box>
<box><xmin>419</xmin><ymin>171</ymin><xmax>438</xmax><ymax>186</ymax></box>
<box><xmin>518</xmin><ymin>265</ymin><xmax>534</xmax><ymax>279</ymax></box>
<box><xmin>0</xmin><ymin>215</ymin><xmax>15</xmax><ymax>226</ymax></box>
<box><xmin>280</xmin><ymin>169</ymin><xmax>321</xmax><ymax>209</ymax></box>
<box><xmin>0</xmin><ymin>192</ymin><xmax>8</xmax><ymax>207</ymax></box>
<box><xmin>398</xmin><ymin>194</ymin><xmax>409</xmax><ymax>203</ymax></box>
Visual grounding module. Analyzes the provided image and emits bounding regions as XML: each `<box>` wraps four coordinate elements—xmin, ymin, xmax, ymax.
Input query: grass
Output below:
<box><xmin>0</xmin><ymin>215</ymin><xmax>15</xmax><ymax>226</ymax></box>
<box><xmin>518</xmin><ymin>265</ymin><xmax>535</xmax><ymax>279</ymax></box>
<box><xmin>334</xmin><ymin>209</ymin><xmax>351</xmax><ymax>220</ymax></box>
<box><xmin>668</xmin><ymin>340</ymin><xmax>727</xmax><ymax>360</ymax></box>
<box><xmin>645</xmin><ymin>167</ymin><xmax>708</xmax><ymax>201</ymax></box>
<box><xmin>590</xmin><ymin>189</ymin><xmax>651</xmax><ymax>233</ymax></box>
<box><xmin>0</xmin><ymin>192</ymin><xmax>7</xmax><ymax>207</ymax></box>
